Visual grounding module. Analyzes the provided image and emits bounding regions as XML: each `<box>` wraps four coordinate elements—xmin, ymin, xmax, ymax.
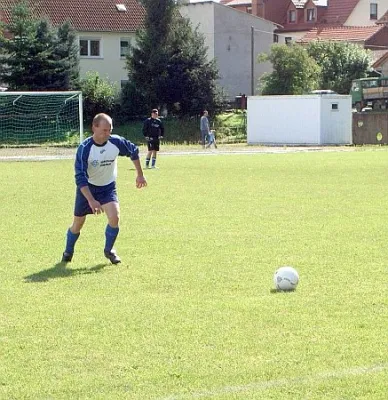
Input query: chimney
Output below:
<box><xmin>252</xmin><ymin>0</ymin><xmax>265</xmax><ymax>18</ymax></box>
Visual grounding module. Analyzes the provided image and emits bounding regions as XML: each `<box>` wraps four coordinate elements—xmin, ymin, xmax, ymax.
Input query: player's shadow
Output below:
<box><xmin>24</xmin><ymin>262</ymin><xmax>108</xmax><ymax>283</ymax></box>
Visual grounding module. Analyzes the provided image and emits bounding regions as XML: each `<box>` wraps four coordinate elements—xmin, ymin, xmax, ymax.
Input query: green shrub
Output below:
<box><xmin>80</xmin><ymin>71</ymin><xmax>119</xmax><ymax>122</ymax></box>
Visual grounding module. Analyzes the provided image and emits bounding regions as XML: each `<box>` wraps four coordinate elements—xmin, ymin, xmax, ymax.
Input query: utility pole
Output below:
<box><xmin>251</xmin><ymin>26</ymin><xmax>255</xmax><ymax>96</ymax></box>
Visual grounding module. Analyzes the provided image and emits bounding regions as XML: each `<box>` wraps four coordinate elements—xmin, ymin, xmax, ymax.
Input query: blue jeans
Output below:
<box><xmin>201</xmin><ymin>130</ymin><xmax>207</xmax><ymax>146</ymax></box>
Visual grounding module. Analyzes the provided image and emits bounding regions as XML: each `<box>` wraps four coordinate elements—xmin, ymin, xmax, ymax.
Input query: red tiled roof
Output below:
<box><xmin>223</xmin><ymin>0</ymin><xmax>361</xmax><ymax>30</ymax></box>
<box><xmin>298</xmin><ymin>25</ymin><xmax>383</xmax><ymax>42</ymax></box>
<box><xmin>0</xmin><ymin>0</ymin><xmax>146</xmax><ymax>32</ymax></box>
<box><xmin>320</xmin><ymin>0</ymin><xmax>359</xmax><ymax>25</ymax></box>
<box><xmin>264</xmin><ymin>0</ymin><xmax>290</xmax><ymax>25</ymax></box>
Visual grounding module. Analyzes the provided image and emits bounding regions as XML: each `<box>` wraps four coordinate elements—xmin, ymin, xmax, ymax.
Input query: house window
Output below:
<box><xmin>79</xmin><ymin>38</ymin><xmax>101</xmax><ymax>57</ymax></box>
<box><xmin>247</xmin><ymin>6</ymin><xmax>252</xmax><ymax>14</ymax></box>
<box><xmin>285</xmin><ymin>37</ymin><xmax>292</xmax><ymax>45</ymax></box>
<box><xmin>273</xmin><ymin>34</ymin><xmax>279</xmax><ymax>43</ymax></box>
<box><xmin>289</xmin><ymin>10</ymin><xmax>296</xmax><ymax>23</ymax></box>
<box><xmin>331</xmin><ymin>103</ymin><xmax>339</xmax><ymax>111</ymax></box>
<box><xmin>370</xmin><ymin>3</ymin><xmax>378</xmax><ymax>20</ymax></box>
<box><xmin>120</xmin><ymin>39</ymin><xmax>131</xmax><ymax>58</ymax></box>
<box><xmin>307</xmin><ymin>8</ymin><xmax>316</xmax><ymax>21</ymax></box>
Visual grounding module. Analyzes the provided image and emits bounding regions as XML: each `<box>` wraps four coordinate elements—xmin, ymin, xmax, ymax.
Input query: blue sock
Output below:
<box><xmin>145</xmin><ymin>157</ymin><xmax>150</xmax><ymax>167</ymax></box>
<box><xmin>65</xmin><ymin>229</ymin><xmax>80</xmax><ymax>254</ymax></box>
<box><xmin>105</xmin><ymin>225</ymin><xmax>119</xmax><ymax>253</ymax></box>
<box><xmin>151</xmin><ymin>157</ymin><xmax>156</xmax><ymax>167</ymax></box>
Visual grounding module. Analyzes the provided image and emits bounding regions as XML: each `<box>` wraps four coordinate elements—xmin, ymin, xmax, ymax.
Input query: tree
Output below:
<box><xmin>258</xmin><ymin>44</ymin><xmax>321</xmax><ymax>95</ymax></box>
<box><xmin>0</xmin><ymin>1</ymin><xmax>79</xmax><ymax>90</ymax></box>
<box><xmin>306</xmin><ymin>41</ymin><xmax>372</xmax><ymax>94</ymax></box>
<box><xmin>162</xmin><ymin>15</ymin><xmax>223</xmax><ymax>116</ymax></box>
<box><xmin>126</xmin><ymin>0</ymin><xmax>175</xmax><ymax>109</ymax></box>
<box><xmin>125</xmin><ymin>0</ymin><xmax>224</xmax><ymax>117</ymax></box>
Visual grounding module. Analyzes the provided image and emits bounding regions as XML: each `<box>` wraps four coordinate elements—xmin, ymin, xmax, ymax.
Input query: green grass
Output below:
<box><xmin>0</xmin><ymin>149</ymin><xmax>387</xmax><ymax>399</ymax></box>
<box><xmin>213</xmin><ymin>110</ymin><xmax>247</xmax><ymax>142</ymax></box>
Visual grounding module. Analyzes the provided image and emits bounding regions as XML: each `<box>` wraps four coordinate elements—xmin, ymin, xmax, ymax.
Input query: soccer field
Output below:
<box><xmin>0</xmin><ymin>149</ymin><xmax>387</xmax><ymax>399</ymax></box>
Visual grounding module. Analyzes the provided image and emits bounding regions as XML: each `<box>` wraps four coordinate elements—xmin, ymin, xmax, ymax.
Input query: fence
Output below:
<box><xmin>353</xmin><ymin>112</ymin><xmax>388</xmax><ymax>145</ymax></box>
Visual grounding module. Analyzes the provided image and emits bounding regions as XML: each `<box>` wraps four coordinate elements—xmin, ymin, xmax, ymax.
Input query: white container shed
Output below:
<box><xmin>247</xmin><ymin>95</ymin><xmax>352</xmax><ymax>145</ymax></box>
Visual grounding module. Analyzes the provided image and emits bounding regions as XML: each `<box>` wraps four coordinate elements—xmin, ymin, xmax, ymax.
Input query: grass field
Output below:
<box><xmin>1</xmin><ymin>148</ymin><xmax>387</xmax><ymax>399</ymax></box>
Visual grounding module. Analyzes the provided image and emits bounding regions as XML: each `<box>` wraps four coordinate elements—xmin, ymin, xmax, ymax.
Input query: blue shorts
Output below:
<box><xmin>147</xmin><ymin>139</ymin><xmax>160</xmax><ymax>152</ymax></box>
<box><xmin>74</xmin><ymin>181</ymin><xmax>118</xmax><ymax>217</ymax></box>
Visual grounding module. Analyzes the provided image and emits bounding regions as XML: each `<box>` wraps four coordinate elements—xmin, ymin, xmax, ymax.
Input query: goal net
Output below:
<box><xmin>0</xmin><ymin>91</ymin><xmax>83</xmax><ymax>161</ymax></box>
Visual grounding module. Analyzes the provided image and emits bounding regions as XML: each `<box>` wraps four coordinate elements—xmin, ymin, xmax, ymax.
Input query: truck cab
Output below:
<box><xmin>350</xmin><ymin>77</ymin><xmax>388</xmax><ymax>111</ymax></box>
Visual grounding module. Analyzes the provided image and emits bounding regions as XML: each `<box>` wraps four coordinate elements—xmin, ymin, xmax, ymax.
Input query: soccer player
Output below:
<box><xmin>62</xmin><ymin>113</ymin><xmax>147</xmax><ymax>264</ymax></box>
<box><xmin>143</xmin><ymin>109</ymin><xmax>164</xmax><ymax>168</ymax></box>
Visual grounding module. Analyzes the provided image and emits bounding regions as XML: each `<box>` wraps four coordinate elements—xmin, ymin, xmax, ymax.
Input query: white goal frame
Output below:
<box><xmin>0</xmin><ymin>90</ymin><xmax>84</xmax><ymax>144</ymax></box>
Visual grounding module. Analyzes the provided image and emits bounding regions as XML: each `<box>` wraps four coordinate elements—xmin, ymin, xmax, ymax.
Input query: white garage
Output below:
<box><xmin>247</xmin><ymin>95</ymin><xmax>352</xmax><ymax>145</ymax></box>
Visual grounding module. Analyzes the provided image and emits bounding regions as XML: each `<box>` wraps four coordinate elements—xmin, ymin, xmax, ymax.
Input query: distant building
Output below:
<box><xmin>180</xmin><ymin>1</ymin><xmax>279</xmax><ymax>98</ymax></box>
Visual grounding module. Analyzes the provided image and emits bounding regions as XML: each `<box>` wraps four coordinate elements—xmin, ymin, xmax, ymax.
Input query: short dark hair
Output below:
<box><xmin>93</xmin><ymin>113</ymin><xmax>112</xmax><ymax>127</ymax></box>
<box><xmin>152</xmin><ymin>109</ymin><xmax>158</xmax><ymax>114</ymax></box>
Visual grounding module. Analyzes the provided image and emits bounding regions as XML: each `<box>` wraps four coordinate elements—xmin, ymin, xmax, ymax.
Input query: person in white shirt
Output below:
<box><xmin>62</xmin><ymin>113</ymin><xmax>147</xmax><ymax>264</ymax></box>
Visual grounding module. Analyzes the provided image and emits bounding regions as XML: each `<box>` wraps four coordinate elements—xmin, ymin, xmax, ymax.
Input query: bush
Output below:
<box><xmin>111</xmin><ymin>117</ymin><xmax>201</xmax><ymax>145</ymax></box>
<box><xmin>213</xmin><ymin>110</ymin><xmax>247</xmax><ymax>143</ymax></box>
<box><xmin>80</xmin><ymin>71</ymin><xmax>119</xmax><ymax>122</ymax></box>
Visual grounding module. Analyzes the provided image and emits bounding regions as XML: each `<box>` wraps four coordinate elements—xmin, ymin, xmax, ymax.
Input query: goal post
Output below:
<box><xmin>0</xmin><ymin>91</ymin><xmax>83</xmax><ymax>154</ymax></box>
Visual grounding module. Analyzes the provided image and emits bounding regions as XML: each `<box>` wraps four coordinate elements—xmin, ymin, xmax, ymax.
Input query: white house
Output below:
<box><xmin>1</xmin><ymin>0</ymin><xmax>145</xmax><ymax>89</ymax></box>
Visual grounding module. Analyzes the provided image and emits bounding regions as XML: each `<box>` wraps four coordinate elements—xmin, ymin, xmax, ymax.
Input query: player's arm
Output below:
<box><xmin>159</xmin><ymin>120</ymin><xmax>165</xmax><ymax>138</ymax></box>
<box><xmin>142</xmin><ymin>119</ymin><xmax>149</xmax><ymax>139</ymax></box>
<box><xmin>132</xmin><ymin>158</ymin><xmax>147</xmax><ymax>188</ymax></box>
<box><xmin>112</xmin><ymin>136</ymin><xmax>147</xmax><ymax>188</ymax></box>
<box><xmin>74</xmin><ymin>143</ymin><xmax>102</xmax><ymax>214</ymax></box>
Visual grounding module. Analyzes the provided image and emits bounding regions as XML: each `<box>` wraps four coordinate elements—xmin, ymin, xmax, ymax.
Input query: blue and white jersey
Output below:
<box><xmin>75</xmin><ymin>135</ymin><xmax>139</xmax><ymax>188</ymax></box>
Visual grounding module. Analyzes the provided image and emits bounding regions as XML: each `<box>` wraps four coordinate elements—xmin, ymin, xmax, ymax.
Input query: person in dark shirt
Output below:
<box><xmin>143</xmin><ymin>109</ymin><xmax>164</xmax><ymax>169</ymax></box>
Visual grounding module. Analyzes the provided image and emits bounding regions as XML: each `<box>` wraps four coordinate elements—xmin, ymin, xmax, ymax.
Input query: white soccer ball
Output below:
<box><xmin>273</xmin><ymin>266</ymin><xmax>299</xmax><ymax>291</ymax></box>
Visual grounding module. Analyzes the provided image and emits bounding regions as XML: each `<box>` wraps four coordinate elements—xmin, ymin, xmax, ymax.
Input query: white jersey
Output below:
<box><xmin>75</xmin><ymin>134</ymin><xmax>139</xmax><ymax>188</ymax></box>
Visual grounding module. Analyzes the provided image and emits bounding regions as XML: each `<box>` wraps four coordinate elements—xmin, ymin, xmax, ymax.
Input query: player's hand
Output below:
<box><xmin>136</xmin><ymin>175</ymin><xmax>147</xmax><ymax>189</ymax></box>
<box><xmin>89</xmin><ymin>200</ymin><xmax>103</xmax><ymax>215</ymax></box>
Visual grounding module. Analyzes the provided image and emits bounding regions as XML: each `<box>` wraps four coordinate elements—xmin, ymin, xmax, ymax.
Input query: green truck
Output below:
<box><xmin>350</xmin><ymin>77</ymin><xmax>388</xmax><ymax>111</ymax></box>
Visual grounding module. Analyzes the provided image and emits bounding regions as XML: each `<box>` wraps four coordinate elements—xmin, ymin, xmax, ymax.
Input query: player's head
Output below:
<box><xmin>151</xmin><ymin>109</ymin><xmax>158</xmax><ymax>118</ymax></box>
<box><xmin>92</xmin><ymin>113</ymin><xmax>113</xmax><ymax>143</ymax></box>
<box><xmin>203</xmin><ymin>110</ymin><xmax>208</xmax><ymax>116</ymax></box>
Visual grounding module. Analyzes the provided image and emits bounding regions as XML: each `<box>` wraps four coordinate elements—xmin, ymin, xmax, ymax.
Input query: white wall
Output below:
<box><xmin>247</xmin><ymin>95</ymin><xmax>352</xmax><ymax>145</ymax></box>
<box><xmin>320</xmin><ymin>96</ymin><xmax>352</xmax><ymax>144</ymax></box>
<box><xmin>248</xmin><ymin>96</ymin><xmax>321</xmax><ymax>144</ymax></box>
<box><xmin>277</xmin><ymin>30</ymin><xmax>308</xmax><ymax>44</ymax></box>
<box><xmin>345</xmin><ymin>0</ymin><xmax>385</xmax><ymax>26</ymax></box>
<box><xmin>180</xmin><ymin>2</ymin><xmax>215</xmax><ymax>60</ymax></box>
<box><xmin>78</xmin><ymin>32</ymin><xmax>136</xmax><ymax>87</ymax></box>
